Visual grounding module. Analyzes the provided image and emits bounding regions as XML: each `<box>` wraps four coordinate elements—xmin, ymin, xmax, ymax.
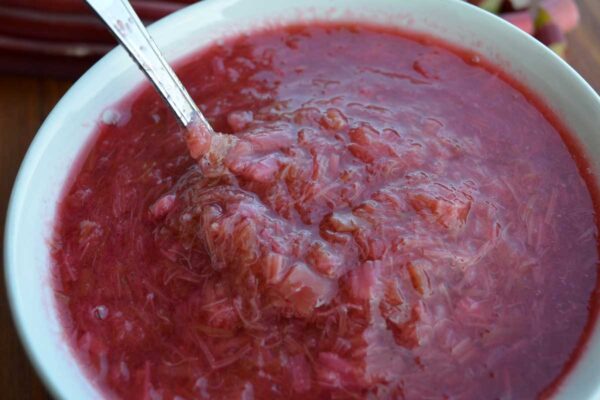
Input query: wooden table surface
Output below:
<box><xmin>1</xmin><ymin>2</ymin><xmax>599</xmax><ymax>399</ymax></box>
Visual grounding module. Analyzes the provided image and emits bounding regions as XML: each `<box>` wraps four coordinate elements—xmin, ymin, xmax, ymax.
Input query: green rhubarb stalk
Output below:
<box><xmin>478</xmin><ymin>0</ymin><xmax>504</xmax><ymax>13</ymax></box>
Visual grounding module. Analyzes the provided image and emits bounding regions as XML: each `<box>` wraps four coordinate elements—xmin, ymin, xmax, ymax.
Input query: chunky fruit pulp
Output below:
<box><xmin>52</xmin><ymin>23</ymin><xmax>598</xmax><ymax>399</ymax></box>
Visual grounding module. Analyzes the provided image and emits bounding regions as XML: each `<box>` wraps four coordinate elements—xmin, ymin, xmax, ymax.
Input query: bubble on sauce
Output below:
<box><xmin>148</xmin><ymin>387</ymin><xmax>162</xmax><ymax>400</ymax></box>
<box><xmin>119</xmin><ymin>361</ymin><xmax>130</xmax><ymax>381</ymax></box>
<box><xmin>92</xmin><ymin>305</ymin><xmax>109</xmax><ymax>320</ymax></box>
<box><xmin>101</xmin><ymin>109</ymin><xmax>121</xmax><ymax>125</ymax></box>
<box><xmin>195</xmin><ymin>377</ymin><xmax>210</xmax><ymax>399</ymax></box>
<box><xmin>152</xmin><ymin>113</ymin><xmax>161</xmax><ymax>123</ymax></box>
<box><xmin>101</xmin><ymin>108</ymin><xmax>132</xmax><ymax>127</ymax></box>
<box><xmin>241</xmin><ymin>382</ymin><xmax>254</xmax><ymax>400</ymax></box>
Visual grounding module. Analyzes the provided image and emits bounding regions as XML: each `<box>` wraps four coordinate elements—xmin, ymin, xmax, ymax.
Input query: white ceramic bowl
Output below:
<box><xmin>5</xmin><ymin>0</ymin><xmax>600</xmax><ymax>399</ymax></box>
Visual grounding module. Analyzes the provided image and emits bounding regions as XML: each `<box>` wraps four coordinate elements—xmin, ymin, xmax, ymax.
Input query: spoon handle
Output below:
<box><xmin>86</xmin><ymin>0</ymin><xmax>212</xmax><ymax>131</ymax></box>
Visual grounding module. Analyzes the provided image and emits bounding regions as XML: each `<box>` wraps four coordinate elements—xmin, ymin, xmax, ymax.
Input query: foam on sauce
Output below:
<box><xmin>52</xmin><ymin>23</ymin><xmax>599</xmax><ymax>399</ymax></box>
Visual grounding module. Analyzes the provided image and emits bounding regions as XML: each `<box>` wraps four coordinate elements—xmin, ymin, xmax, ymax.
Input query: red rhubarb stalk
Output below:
<box><xmin>501</xmin><ymin>10</ymin><xmax>534</xmax><ymax>34</ymax></box>
<box><xmin>540</xmin><ymin>0</ymin><xmax>580</xmax><ymax>33</ymax></box>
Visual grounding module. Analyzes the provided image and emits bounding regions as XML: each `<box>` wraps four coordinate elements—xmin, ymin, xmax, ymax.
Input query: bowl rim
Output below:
<box><xmin>4</xmin><ymin>0</ymin><xmax>600</xmax><ymax>399</ymax></box>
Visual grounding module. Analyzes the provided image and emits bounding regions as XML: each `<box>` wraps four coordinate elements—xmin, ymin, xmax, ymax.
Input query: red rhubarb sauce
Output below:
<box><xmin>52</xmin><ymin>23</ymin><xmax>599</xmax><ymax>399</ymax></box>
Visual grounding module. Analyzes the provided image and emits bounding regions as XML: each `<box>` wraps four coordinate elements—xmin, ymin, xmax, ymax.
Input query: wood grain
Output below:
<box><xmin>0</xmin><ymin>1</ymin><xmax>598</xmax><ymax>398</ymax></box>
<box><xmin>567</xmin><ymin>0</ymin><xmax>600</xmax><ymax>92</ymax></box>
<box><xmin>0</xmin><ymin>77</ymin><xmax>70</xmax><ymax>400</ymax></box>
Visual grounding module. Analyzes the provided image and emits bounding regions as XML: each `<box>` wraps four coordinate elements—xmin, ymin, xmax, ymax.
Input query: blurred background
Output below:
<box><xmin>0</xmin><ymin>0</ymin><xmax>598</xmax><ymax>398</ymax></box>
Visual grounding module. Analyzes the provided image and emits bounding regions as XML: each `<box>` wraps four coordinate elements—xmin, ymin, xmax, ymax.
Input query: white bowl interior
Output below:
<box><xmin>5</xmin><ymin>0</ymin><xmax>600</xmax><ymax>399</ymax></box>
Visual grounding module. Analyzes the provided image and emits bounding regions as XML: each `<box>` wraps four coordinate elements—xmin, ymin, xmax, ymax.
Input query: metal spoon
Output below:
<box><xmin>86</xmin><ymin>0</ymin><xmax>215</xmax><ymax>138</ymax></box>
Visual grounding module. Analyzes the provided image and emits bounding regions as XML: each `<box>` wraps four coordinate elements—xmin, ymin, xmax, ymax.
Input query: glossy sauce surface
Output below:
<box><xmin>52</xmin><ymin>24</ymin><xmax>599</xmax><ymax>399</ymax></box>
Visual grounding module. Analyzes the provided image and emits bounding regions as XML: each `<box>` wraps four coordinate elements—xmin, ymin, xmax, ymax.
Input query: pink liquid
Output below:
<box><xmin>52</xmin><ymin>23</ymin><xmax>599</xmax><ymax>399</ymax></box>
